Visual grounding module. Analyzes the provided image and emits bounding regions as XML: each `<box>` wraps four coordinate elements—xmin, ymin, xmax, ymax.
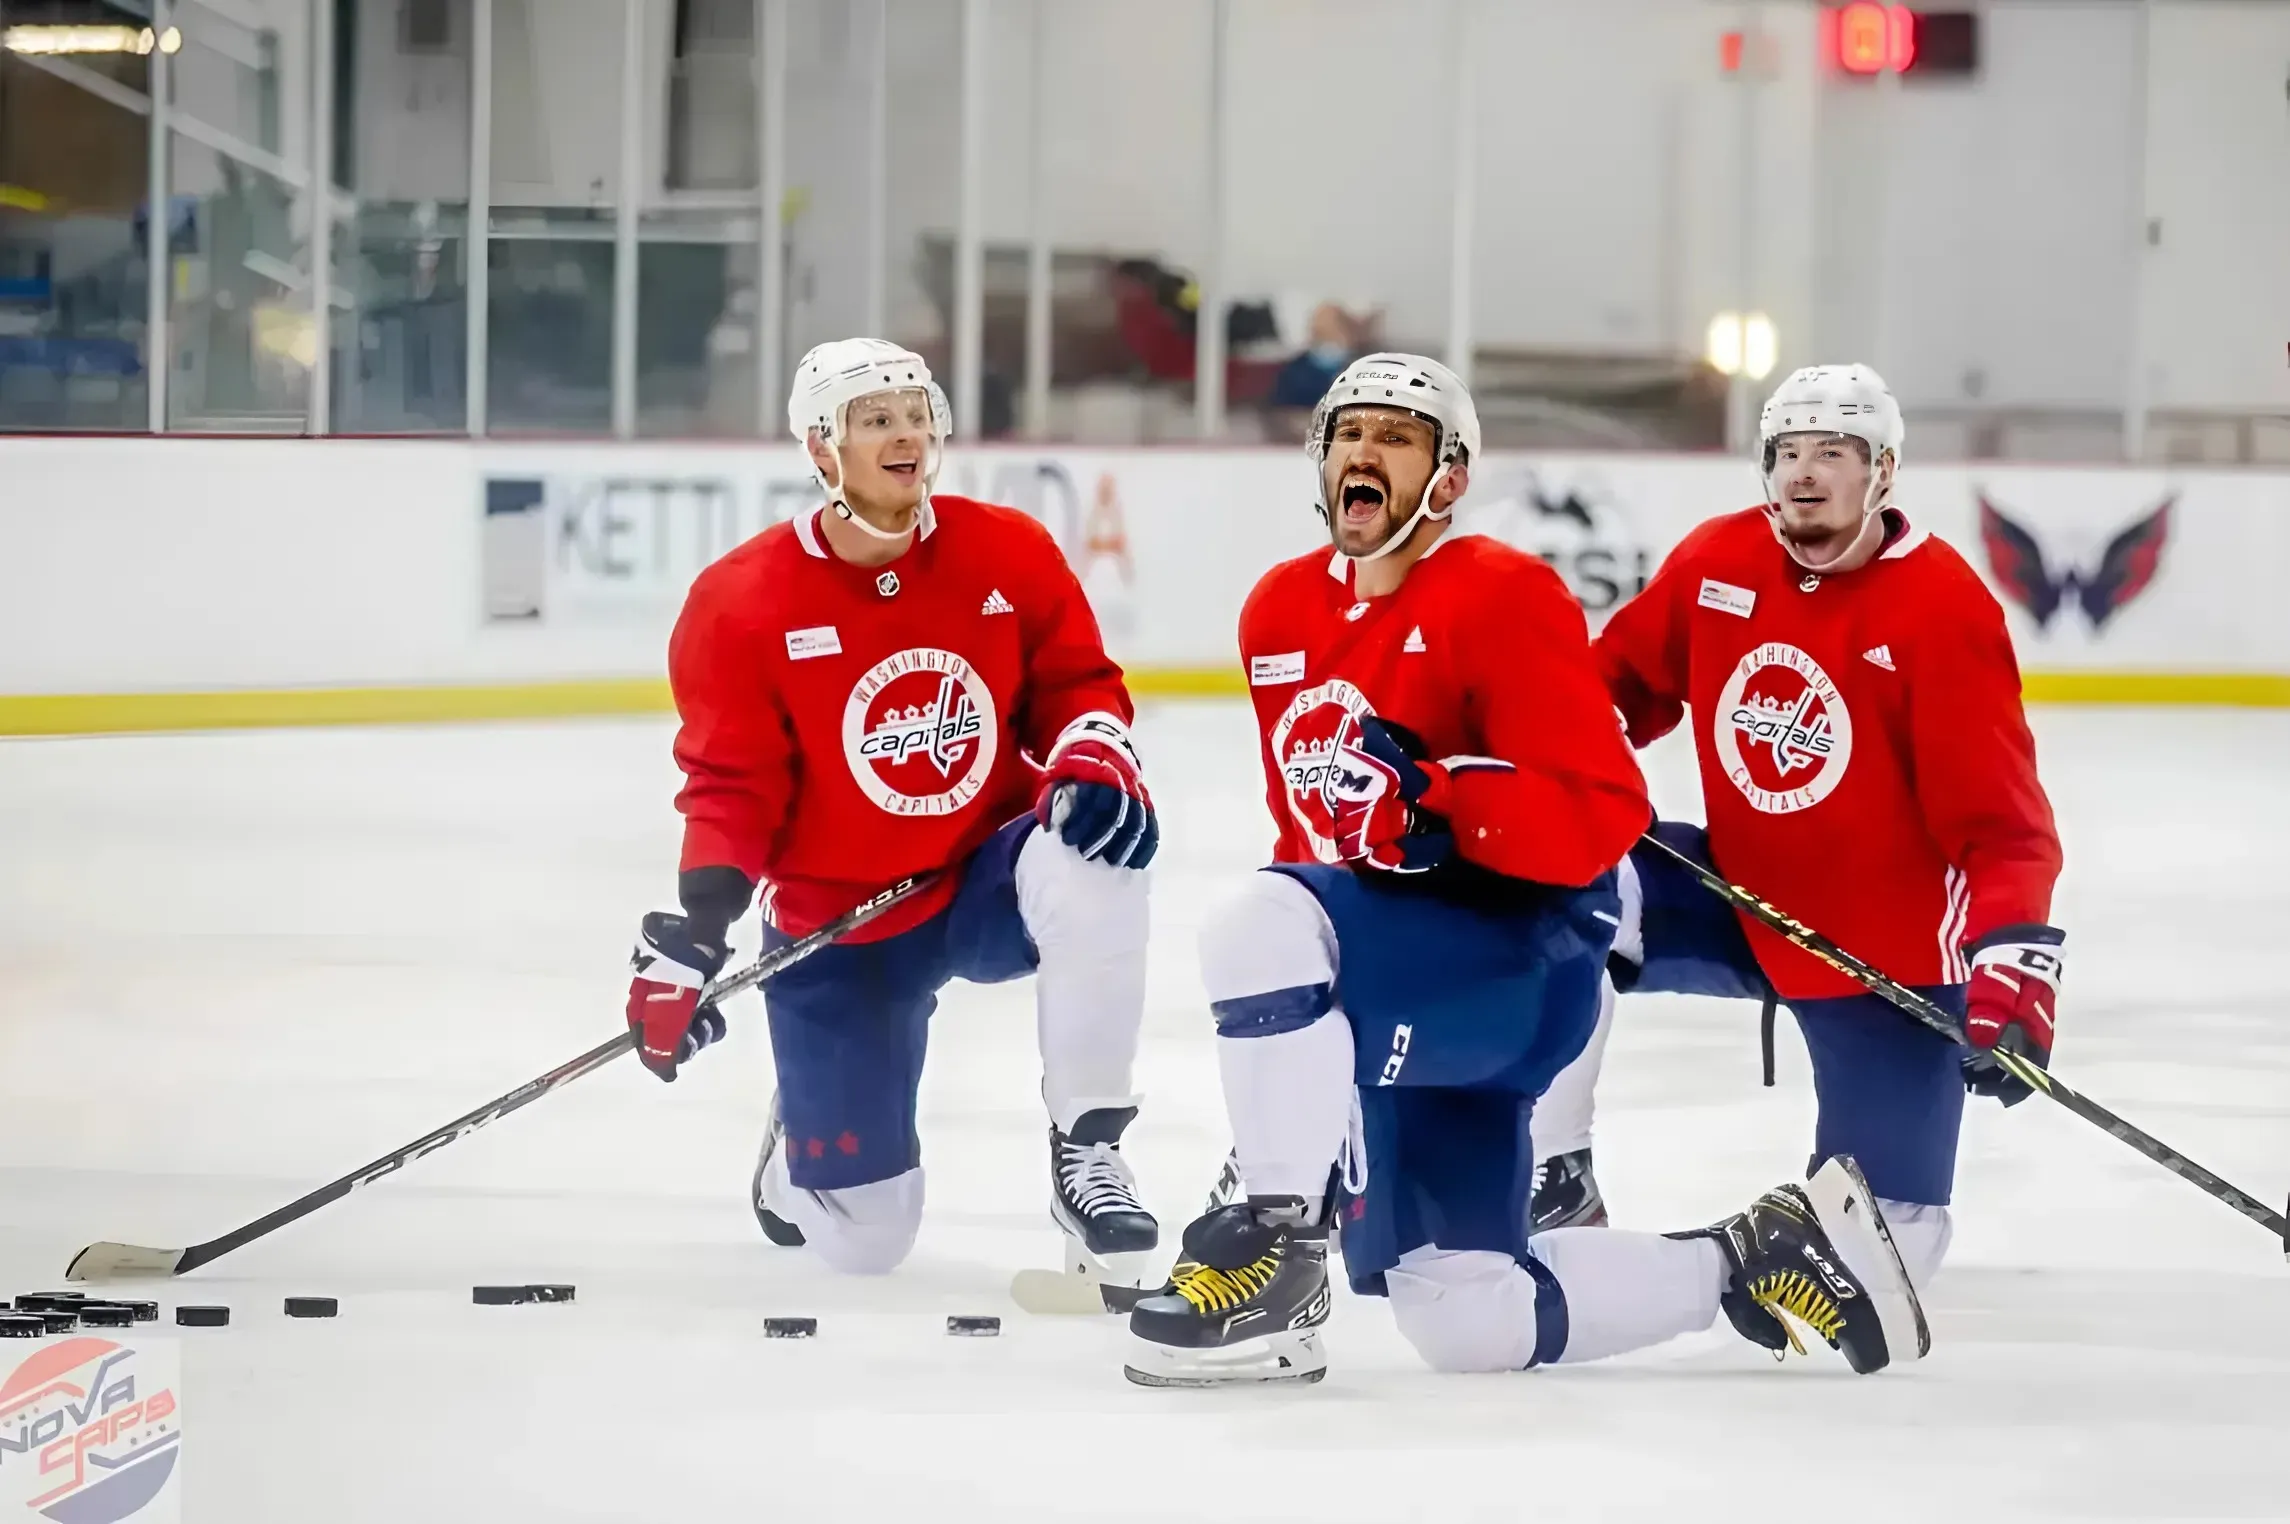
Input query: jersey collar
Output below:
<box><xmin>1323</xmin><ymin>526</ymin><xmax>1453</xmax><ymax>585</ymax></box>
<box><xmin>796</xmin><ymin>498</ymin><xmax>938</xmax><ymax>560</ymax></box>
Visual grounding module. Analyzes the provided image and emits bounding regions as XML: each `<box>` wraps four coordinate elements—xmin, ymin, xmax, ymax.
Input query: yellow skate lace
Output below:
<box><xmin>1747</xmin><ymin>1270</ymin><xmax>1843</xmax><ymax>1358</ymax></box>
<box><xmin>1171</xmin><ymin>1254</ymin><xmax>1280</xmax><ymax>1314</ymax></box>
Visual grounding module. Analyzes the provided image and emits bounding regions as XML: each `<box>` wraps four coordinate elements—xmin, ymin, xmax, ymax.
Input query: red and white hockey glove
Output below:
<box><xmin>1324</xmin><ymin>716</ymin><xmax>1514</xmax><ymax>874</ymax></box>
<box><xmin>626</xmin><ymin>912</ymin><xmax>731</xmax><ymax>1083</ymax></box>
<box><xmin>1961</xmin><ymin>923</ymin><xmax>2064</xmax><ymax>1107</ymax></box>
<box><xmin>1036</xmin><ymin>713</ymin><xmax>1158</xmax><ymax>869</ymax></box>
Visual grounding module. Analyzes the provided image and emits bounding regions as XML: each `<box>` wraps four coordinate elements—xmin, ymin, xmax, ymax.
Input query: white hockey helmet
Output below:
<box><xmin>1757</xmin><ymin>362</ymin><xmax>1903</xmax><ymax>519</ymax></box>
<box><xmin>1307</xmin><ymin>352</ymin><xmax>1482</xmax><ymax>563</ymax></box>
<box><xmin>787</xmin><ymin>337</ymin><xmax>953</xmax><ymax>538</ymax></box>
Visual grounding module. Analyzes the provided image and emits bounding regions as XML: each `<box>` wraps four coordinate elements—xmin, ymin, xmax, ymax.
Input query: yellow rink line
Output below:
<box><xmin>2</xmin><ymin>669</ymin><xmax>2287</xmax><ymax>738</ymax></box>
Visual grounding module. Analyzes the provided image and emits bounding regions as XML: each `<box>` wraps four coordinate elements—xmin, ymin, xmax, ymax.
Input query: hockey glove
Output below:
<box><xmin>1036</xmin><ymin>713</ymin><xmax>1158</xmax><ymax>869</ymax></box>
<box><xmin>1960</xmin><ymin>923</ymin><xmax>2063</xmax><ymax>1107</ymax></box>
<box><xmin>1324</xmin><ymin>716</ymin><xmax>1516</xmax><ymax>874</ymax></box>
<box><xmin>626</xmin><ymin>911</ymin><xmax>732</xmax><ymax>1083</ymax></box>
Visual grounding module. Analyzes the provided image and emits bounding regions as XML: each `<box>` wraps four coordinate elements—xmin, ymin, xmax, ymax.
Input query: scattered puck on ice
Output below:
<box><xmin>14</xmin><ymin>1293</ymin><xmax>84</xmax><ymax>1312</ymax></box>
<box><xmin>76</xmin><ymin>1304</ymin><xmax>134</xmax><ymax>1329</ymax></box>
<box><xmin>284</xmin><ymin>1297</ymin><xmax>339</xmax><ymax>1319</ymax></box>
<box><xmin>176</xmin><ymin>1307</ymin><xmax>231</xmax><ymax>1328</ymax></box>
<box><xmin>473</xmin><ymin>1284</ymin><xmax>578</xmax><ymax>1306</ymax></box>
<box><xmin>113</xmin><ymin>1300</ymin><xmax>159</xmax><ymax>1323</ymax></box>
<box><xmin>0</xmin><ymin>1315</ymin><xmax>45</xmax><ymax>1339</ymax></box>
<box><xmin>762</xmin><ymin>1317</ymin><xmax>817</xmax><ymax>1339</ymax></box>
<box><xmin>38</xmin><ymin>1310</ymin><xmax>79</xmax><ymax>1334</ymax></box>
<box><xmin>946</xmin><ymin>1315</ymin><xmax>1001</xmax><ymax>1337</ymax></box>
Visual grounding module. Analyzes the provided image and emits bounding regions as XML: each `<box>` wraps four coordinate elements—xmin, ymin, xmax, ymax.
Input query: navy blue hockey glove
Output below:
<box><xmin>626</xmin><ymin>912</ymin><xmax>731</xmax><ymax>1082</ymax></box>
<box><xmin>1960</xmin><ymin>924</ymin><xmax>2063</xmax><ymax>1107</ymax></box>
<box><xmin>1323</xmin><ymin>716</ymin><xmax>1509</xmax><ymax>874</ymax></box>
<box><xmin>1036</xmin><ymin>713</ymin><xmax>1158</xmax><ymax>869</ymax></box>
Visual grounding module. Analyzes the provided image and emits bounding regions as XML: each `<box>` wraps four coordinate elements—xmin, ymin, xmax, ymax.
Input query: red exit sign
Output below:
<box><xmin>1821</xmin><ymin>5</ymin><xmax>1979</xmax><ymax>78</ymax></box>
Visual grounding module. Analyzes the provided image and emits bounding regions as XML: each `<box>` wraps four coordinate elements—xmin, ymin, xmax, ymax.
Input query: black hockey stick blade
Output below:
<box><xmin>1638</xmin><ymin>832</ymin><xmax>2290</xmax><ymax>1245</ymax></box>
<box><xmin>66</xmin><ymin>873</ymin><xmax>938</xmax><ymax>1281</ymax></box>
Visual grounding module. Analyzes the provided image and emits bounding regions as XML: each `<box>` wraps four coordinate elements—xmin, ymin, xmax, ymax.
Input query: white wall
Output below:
<box><xmin>2141</xmin><ymin>2</ymin><xmax>2290</xmax><ymax>413</ymax></box>
<box><xmin>325</xmin><ymin>0</ymin><xmax>2290</xmax><ymax>412</ymax></box>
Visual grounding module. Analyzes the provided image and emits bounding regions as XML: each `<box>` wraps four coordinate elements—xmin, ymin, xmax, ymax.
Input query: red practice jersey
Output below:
<box><xmin>1240</xmin><ymin>534</ymin><xmax>1651</xmax><ymax>889</ymax></box>
<box><xmin>668</xmin><ymin>495</ymin><xmax>1131</xmax><ymax>941</ymax></box>
<box><xmin>1595</xmin><ymin>507</ymin><xmax>2062</xmax><ymax>1000</ymax></box>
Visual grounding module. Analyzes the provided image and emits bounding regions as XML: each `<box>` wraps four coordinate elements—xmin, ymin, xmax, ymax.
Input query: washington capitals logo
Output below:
<box><xmin>1978</xmin><ymin>494</ymin><xmax>2171</xmax><ymax>632</ymax></box>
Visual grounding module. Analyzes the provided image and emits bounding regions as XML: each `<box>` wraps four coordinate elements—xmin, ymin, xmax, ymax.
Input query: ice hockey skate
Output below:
<box><xmin>749</xmin><ymin>1096</ymin><xmax>805</xmax><ymax>1247</ymax></box>
<box><xmin>1530</xmin><ymin>1147</ymin><xmax>1608</xmax><ymax>1232</ymax></box>
<box><xmin>1123</xmin><ymin>1196</ymin><xmax>1332</xmax><ymax>1388</ymax></box>
<box><xmin>1681</xmin><ymin>1156</ymin><xmax>1929</xmax><ymax>1373</ymax></box>
<box><xmin>1010</xmin><ymin>1106</ymin><xmax>1160</xmax><ymax>1314</ymax></box>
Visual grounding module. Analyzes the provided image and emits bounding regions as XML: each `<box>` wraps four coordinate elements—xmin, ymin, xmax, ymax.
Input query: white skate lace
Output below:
<box><xmin>1058</xmin><ymin>1140</ymin><xmax>1144</xmax><ymax>1217</ymax></box>
<box><xmin>1337</xmin><ymin>1092</ymin><xmax>1368</xmax><ymax>1196</ymax></box>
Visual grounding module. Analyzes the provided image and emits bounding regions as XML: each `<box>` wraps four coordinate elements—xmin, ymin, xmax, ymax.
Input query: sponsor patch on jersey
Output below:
<box><xmin>1268</xmin><ymin>677</ymin><xmax>1377</xmax><ymax>863</ymax></box>
<box><xmin>842</xmin><ymin>648</ymin><xmax>999</xmax><ymax>817</ymax></box>
<box><xmin>786</xmin><ymin>625</ymin><xmax>842</xmax><ymax>660</ymax></box>
<box><xmin>1697</xmin><ymin>578</ymin><xmax>1757</xmax><ymax>618</ymax></box>
<box><xmin>1250</xmin><ymin>651</ymin><xmax>1306</xmax><ymax>686</ymax></box>
<box><xmin>1713</xmin><ymin>642</ymin><xmax>1853</xmax><ymax>815</ymax></box>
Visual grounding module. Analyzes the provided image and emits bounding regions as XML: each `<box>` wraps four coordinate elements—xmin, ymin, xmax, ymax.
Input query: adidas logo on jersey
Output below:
<box><xmin>1862</xmin><ymin>645</ymin><xmax>1895</xmax><ymax>672</ymax></box>
<box><xmin>1402</xmin><ymin>626</ymin><xmax>1426</xmax><ymax>653</ymax></box>
<box><xmin>981</xmin><ymin>588</ymin><xmax>1015</xmax><ymax>616</ymax></box>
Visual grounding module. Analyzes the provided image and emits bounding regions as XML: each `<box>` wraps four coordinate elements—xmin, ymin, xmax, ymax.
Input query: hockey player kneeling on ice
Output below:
<box><xmin>626</xmin><ymin>338</ymin><xmax>1160</xmax><ymax>1287</ymax></box>
<box><xmin>1536</xmin><ymin>363</ymin><xmax>2066</xmax><ymax>1296</ymax></box>
<box><xmin>1121</xmin><ymin>355</ymin><xmax>1928</xmax><ymax>1387</ymax></box>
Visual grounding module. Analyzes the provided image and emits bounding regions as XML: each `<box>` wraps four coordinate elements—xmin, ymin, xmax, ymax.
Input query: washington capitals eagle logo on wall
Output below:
<box><xmin>1977</xmin><ymin>494</ymin><xmax>2172</xmax><ymax>633</ymax></box>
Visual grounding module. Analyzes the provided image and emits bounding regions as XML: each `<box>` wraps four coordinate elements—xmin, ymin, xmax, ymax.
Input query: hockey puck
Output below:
<box><xmin>14</xmin><ymin>1292</ymin><xmax>84</xmax><ymax>1313</ymax></box>
<box><xmin>37</xmin><ymin>1311</ymin><xmax>79</xmax><ymax>1334</ymax></box>
<box><xmin>762</xmin><ymin>1317</ymin><xmax>817</xmax><ymax>1339</ymax></box>
<box><xmin>472</xmin><ymin>1284</ymin><xmax>578</xmax><ymax>1306</ymax></box>
<box><xmin>111</xmin><ymin>1300</ymin><xmax>158</xmax><ymax>1324</ymax></box>
<box><xmin>284</xmin><ymin>1297</ymin><xmax>339</xmax><ymax>1319</ymax></box>
<box><xmin>0</xmin><ymin>1315</ymin><xmax>44</xmax><ymax>1339</ymax></box>
<box><xmin>176</xmin><ymin>1306</ymin><xmax>230</xmax><ymax>1328</ymax></box>
<box><xmin>946</xmin><ymin>1315</ymin><xmax>1001</xmax><ymax>1337</ymax></box>
<box><xmin>76</xmin><ymin>1304</ymin><xmax>134</xmax><ymax>1329</ymax></box>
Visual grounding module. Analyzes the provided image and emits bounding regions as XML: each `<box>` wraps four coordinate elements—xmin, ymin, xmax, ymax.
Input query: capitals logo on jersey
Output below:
<box><xmin>842</xmin><ymin>647</ymin><xmax>1000</xmax><ymax>816</ymax></box>
<box><xmin>1269</xmin><ymin>678</ymin><xmax>1380</xmax><ymax>863</ymax></box>
<box><xmin>1713</xmin><ymin>642</ymin><xmax>1854</xmax><ymax>815</ymax></box>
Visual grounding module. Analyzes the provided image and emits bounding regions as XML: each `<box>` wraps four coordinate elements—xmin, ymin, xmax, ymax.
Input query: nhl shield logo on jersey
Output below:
<box><xmin>1712</xmin><ymin>641</ymin><xmax>1854</xmax><ymax>815</ymax></box>
<box><xmin>842</xmin><ymin>648</ymin><xmax>1000</xmax><ymax>817</ymax></box>
<box><xmin>1269</xmin><ymin>678</ymin><xmax>1377</xmax><ymax>862</ymax></box>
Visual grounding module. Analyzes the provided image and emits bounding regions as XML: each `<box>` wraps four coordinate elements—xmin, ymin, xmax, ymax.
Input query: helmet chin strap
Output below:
<box><xmin>820</xmin><ymin>437</ymin><xmax>939</xmax><ymax>542</ymax></box>
<box><xmin>1343</xmin><ymin>462</ymin><xmax>1456</xmax><ymax>564</ymax></box>
<box><xmin>1761</xmin><ymin>451</ymin><xmax>1891</xmax><ymax>572</ymax></box>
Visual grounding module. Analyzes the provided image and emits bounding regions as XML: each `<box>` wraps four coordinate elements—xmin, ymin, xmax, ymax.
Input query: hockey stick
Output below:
<box><xmin>65</xmin><ymin>873</ymin><xmax>939</xmax><ymax>1281</ymax></box>
<box><xmin>1638</xmin><ymin>832</ymin><xmax>2290</xmax><ymax>1254</ymax></box>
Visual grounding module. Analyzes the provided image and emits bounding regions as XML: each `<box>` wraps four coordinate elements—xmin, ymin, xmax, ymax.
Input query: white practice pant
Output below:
<box><xmin>1199</xmin><ymin>871</ymin><xmax>1728</xmax><ymax>1371</ymax></box>
<box><xmin>758</xmin><ymin>826</ymin><xmax>1150</xmax><ymax>1275</ymax></box>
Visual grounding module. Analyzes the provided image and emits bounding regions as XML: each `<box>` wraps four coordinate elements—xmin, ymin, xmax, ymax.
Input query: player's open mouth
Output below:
<box><xmin>1789</xmin><ymin>490</ymin><xmax>1827</xmax><ymax>508</ymax></box>
<box><xmin>1340</xmin><ymin>480</ymin><xmax>1386</xmax><ymax>524</ymax></box>
<box><xmin>883</xmin><ymin>460</ymin><xmax>920</xmax><ymax>483</ymax></box>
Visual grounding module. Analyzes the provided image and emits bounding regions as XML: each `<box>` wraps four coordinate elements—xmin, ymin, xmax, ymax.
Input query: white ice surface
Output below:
<box><xmin>3</xmin><ymin>703</ymin><xmax>2288</xmax><ymax>1522</ymax></box>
